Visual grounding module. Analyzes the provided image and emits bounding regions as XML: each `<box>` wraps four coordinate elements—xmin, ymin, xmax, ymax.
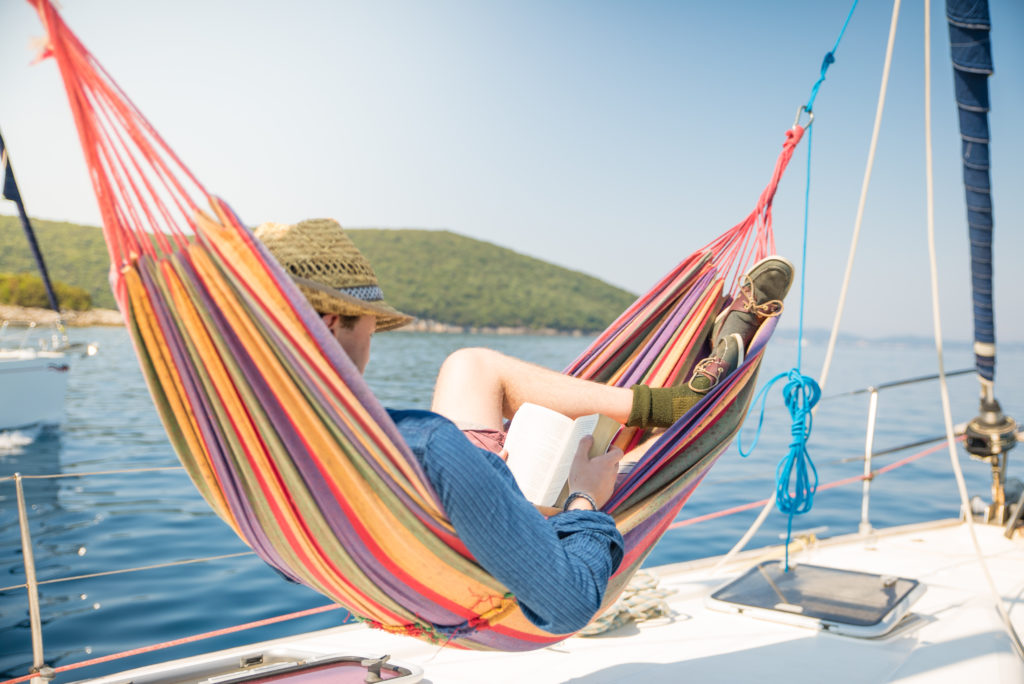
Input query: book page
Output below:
<box><xmin>505</xmin><ymin>404</ymin><xmax>622</xmax><ymax>507</ymax></box>
<box><xmin>504</xmin><ymin>403</ymin><xmax>574</xmax><ymax>506</ymax></box>
<box><xmin>584</xmin><ymin>413</ymin><xmax>621</xmax><ymax>460</ymax></box>
<box><xmin>566</xmin><ymin>414</ymin><xmax>619</xmax><ymax>459</ymax></box>
<box><xmin>550</xmin><ymin>413</ymin><xmax>621</xmax><ymax>506</ymax></box>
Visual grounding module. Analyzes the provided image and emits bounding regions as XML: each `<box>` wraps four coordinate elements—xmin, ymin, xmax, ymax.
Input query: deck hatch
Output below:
<box><xmin>707</xmin><ymin>561</ymin><xmax>925</xmax><ymax>637</ymax></box>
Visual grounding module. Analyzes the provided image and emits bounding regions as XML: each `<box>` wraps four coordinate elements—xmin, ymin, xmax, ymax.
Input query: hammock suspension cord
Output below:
<box><xmin>733</xmin><ymin>0</ymin><xmax>861</xmax><ymax>570</ymax></box>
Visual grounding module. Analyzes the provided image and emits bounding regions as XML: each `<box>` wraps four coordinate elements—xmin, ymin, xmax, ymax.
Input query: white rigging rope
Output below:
<box><xmin>713</xmin><ymin>6</ymin><xmax>1024</xmax><ymax>659</ymax></box>
<box><xmin>817</xmin><ymin>0</ymin><xmax>902</xmax><ymax>392</ymax></box>
<box><xmin>921</xmin><ymin>0</ymin><xmax>1024</xmax><ymax>659</ymax></box>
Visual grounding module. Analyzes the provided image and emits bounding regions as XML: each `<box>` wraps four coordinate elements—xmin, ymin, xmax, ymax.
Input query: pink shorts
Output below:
<box><xmin>462</xmin><ymin>427</ymin><xmax>507</xmax><ymax>455</ymax></box>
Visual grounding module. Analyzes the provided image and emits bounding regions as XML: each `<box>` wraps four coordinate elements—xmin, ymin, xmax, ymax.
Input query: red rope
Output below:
<box><xmin>668</xmin><ymin>437</ymin><xmax>957</xmax><ymax>530</ymax></box>
<box><xmin>699</xmin><ymin>125</ymin><xmax>804</xmax><ymax>295</ymax></box>
<box><xmin>29</xmin><ymin>0</ymin><xmax>210</xmax><ymax>273</ymax></box>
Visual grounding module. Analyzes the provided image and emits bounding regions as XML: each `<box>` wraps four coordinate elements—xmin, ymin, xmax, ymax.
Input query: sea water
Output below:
<box><xmin>1</xmin><ymin>325</ymin><xmax>1021</xmax><ymax>679</ymax></box>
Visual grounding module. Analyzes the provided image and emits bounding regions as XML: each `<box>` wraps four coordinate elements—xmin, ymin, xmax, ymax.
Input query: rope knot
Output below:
<box><xmin>738</xmin><ymin>368</ymin><xmax>818</xmax><ymax>460</ymax></box>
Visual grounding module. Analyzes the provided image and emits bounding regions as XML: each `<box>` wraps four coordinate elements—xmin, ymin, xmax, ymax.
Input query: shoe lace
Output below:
<box><xmin>736</xmin><ymin>283</ymin><xmax>785</xmax><ymax>319</ymax></box>
<box><xmin>689</xmin><ymin>355</ymin><xmax>728</xmax><ymax>391</ymax></box>
<box><xmin>751</xmin><ymin>299</ymin><xmax>784</xmax><ymax>318</ymax></box>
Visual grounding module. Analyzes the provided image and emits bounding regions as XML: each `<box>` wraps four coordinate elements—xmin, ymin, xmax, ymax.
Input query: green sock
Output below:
<box><xmin>626</xmin><ymin>384</ymin><xmax>704</xmax><ymax>429</ymax></box>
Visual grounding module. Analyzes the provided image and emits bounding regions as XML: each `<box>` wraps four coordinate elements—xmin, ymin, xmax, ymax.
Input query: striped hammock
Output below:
<box><xmin>31</xmin><ymin>0</ymin><xmax>804</xmax><ymax>651</ymax></box>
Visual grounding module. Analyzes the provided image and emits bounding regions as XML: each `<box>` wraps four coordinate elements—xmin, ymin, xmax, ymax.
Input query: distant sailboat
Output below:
<box><xmin>0</xmin><ymin>129</ymin><xmax>95</xmax><ymax>434</ymax></box>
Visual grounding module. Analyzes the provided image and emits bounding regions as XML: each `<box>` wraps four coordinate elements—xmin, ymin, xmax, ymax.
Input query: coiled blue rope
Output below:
<box><xmin>738</xmin><ymin>368</ymin><xmax>822</xmax><ymax>570</ymax></box>
<box><xmin>773</xmin><ymin>371</ymin><xmax>821</xmax><ymax>520</ymax></box>
<box><xmin>735</xmin><ymin>0</ymin><xmax>858</xmax><ymax>570</ymax></box>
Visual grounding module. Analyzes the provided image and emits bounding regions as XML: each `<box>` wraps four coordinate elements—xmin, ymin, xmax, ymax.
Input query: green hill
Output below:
<box><xmin>0</xmin><ymin>217</ymin><xmax>637</xmax><ymax>332</ymax></box>
<box><xmin>348</xmin><ymin>229</ymin><xmax>635</xmax><ymax>331</ymax></box>
<box><xmin>0</xmin><ymin>215</ymin><xmax>115</xmax><ymax>309</ymax></box>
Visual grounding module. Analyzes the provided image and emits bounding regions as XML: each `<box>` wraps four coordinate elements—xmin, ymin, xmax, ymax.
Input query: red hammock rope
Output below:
<box><xmin>703</xmin><ymin>125</ymin><xmax>804</xmax><ymax>292</ymax></box>
<box><xmin>31</xmin><ymin>0</ymin><xmax>208</xmax><ymax>270</ymax></box>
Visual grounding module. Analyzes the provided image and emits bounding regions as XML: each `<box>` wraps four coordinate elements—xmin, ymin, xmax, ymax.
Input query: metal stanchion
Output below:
<box><xmin>14</xmin><ymin>473</ymin><xmax>52</xmax><ymax>683</ymax></box>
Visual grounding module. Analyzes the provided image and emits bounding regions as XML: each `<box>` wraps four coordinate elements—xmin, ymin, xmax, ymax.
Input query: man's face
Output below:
<box><xmin>326</xmin><ymin>314</ymin><xmax>375</xmax><ymax>374</ymax></box>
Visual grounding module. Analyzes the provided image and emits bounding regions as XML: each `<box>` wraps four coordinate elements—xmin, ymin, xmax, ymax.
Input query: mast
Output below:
<box><xmin>946</xmin><ymin>0</ymin><xmax>1019</xmax><ymax>524</ymax></box>
<box><xmin>1</xmin><ymin>128</ymin><xmax>61</xmax><ymax>314</ymax></box>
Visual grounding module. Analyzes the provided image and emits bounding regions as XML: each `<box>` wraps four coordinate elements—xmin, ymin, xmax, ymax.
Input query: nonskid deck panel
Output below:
<box><xmin>76</xmin><ymin>519</ymin><xmax>1024</xmax><ymax>684</ymax></box>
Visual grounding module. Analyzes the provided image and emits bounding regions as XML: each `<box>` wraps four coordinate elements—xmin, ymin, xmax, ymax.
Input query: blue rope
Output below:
<box><xmin>805</xmin><ymin>0</ymin><xmax>859</xmax><ymax>113</ymax></box>
<box><xmin>736</xmin><ymin>1</ymin><xmax>858</xmax><ymax>570</ymax></box>
<box><xmin>774</xmin><ymin>370</ymin><xmax>821</xmax><ymax>569</ymax></box>
<box><xmin>738</xmin><ymin>370</ymin><xmax>820</xmax><ymax>470</ymax></box>
<box><xmin>736</xmin><ymin>122</ymin><xmax>822</xmax><ymax>571</ymax></box>
<box><xmin>737</xmin><ymin>366</ymin><xmax>822</xmax><ymax>570</ymax></box>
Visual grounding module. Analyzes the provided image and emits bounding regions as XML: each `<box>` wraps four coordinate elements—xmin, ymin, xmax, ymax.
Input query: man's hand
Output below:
<box><xmin>567</xmin><ymin>435</ymin><xmax>624</xmax><ymax>510</ymax></box>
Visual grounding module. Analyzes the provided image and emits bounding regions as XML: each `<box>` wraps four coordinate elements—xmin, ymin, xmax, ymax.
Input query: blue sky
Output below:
<box><xmin>1</xmin><ymin>0</ymin><xmax>1022</xmax><ymax>342</ymax></box>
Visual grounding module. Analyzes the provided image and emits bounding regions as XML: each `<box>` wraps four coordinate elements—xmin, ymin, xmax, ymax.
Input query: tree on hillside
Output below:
<box><xmin>0</xmin><ymin>272</ymin><xmax>92</xmax><ymax>311</ymax></box>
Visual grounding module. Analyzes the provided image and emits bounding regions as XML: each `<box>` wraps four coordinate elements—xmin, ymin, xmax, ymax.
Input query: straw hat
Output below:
<box><xmin>254</xmin><ymin>218</ymin><xmax>413</xmax><ymax>331</ymax></box>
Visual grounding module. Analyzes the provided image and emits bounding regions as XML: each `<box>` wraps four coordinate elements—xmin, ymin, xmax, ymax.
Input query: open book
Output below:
<box><xmin>504</xmin><ymin>402</ymin><xmax>621</xmax><ymax>507</ymax></box>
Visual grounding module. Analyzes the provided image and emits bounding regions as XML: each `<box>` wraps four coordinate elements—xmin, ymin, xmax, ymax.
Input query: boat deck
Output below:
<box><xmin>80</xmin><ymin>518</ymin><xmax>1024</xmax><ymax>683</ymax></box>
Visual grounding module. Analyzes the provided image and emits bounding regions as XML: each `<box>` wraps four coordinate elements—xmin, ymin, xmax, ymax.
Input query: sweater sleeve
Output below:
<box><xmin>393</xmin><ymin>410</ymin><xmax>624</xmax><ymax>635</ymax></box>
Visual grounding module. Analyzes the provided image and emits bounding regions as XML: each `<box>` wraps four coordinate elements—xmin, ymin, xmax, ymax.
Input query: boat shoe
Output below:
<box><xmin>712</xmin><ymin>256</ymin><xmax>794</xmax><ymax>351</ymax></box>
<box><xmin>688</xmin><ymin>333</ymin><xmax>744</xmax><ymax>393</ymax></box>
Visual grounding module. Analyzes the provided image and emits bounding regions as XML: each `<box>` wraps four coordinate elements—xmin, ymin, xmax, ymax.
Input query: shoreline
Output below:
<box><xmin>394</xmin><ymin>318</ymin><xmax>588</xmax><ymax>337</ymax></box>
<box><xmin>0</xmin><ymin>304</ymin><xmax>123</xmax><ymax>327</ymax></box>
<box><xmin>2</xmin><ymin>304</ymin><xmax>995</xmax><ymax>347</ymax></box>
<box><xmin>0</xmin><ymin>304</ymin><xmax>590</xmax><ymax>336</ymax></box>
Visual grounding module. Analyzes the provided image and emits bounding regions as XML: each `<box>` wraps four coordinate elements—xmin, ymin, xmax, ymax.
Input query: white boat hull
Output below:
<box><xmin>0</xmin><ymin>349</ymin><xmax>73</xmax><ymax>431</ymax></box>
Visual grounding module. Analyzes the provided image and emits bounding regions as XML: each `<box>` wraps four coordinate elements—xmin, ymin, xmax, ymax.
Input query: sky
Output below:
<box><xmin>1</xmin><ymin>0</ymin><xmax>1023</xmax><ymax>343</ymax></box>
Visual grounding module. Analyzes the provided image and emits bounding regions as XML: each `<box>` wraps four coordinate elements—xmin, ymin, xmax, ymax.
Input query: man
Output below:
<box><xmin>255</xmin><ymin>218</ymin><xmax>791</xmax><ymax>634</ymax></box>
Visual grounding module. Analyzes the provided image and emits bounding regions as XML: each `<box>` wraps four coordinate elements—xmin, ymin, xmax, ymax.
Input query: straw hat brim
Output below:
<box><xmin>253</xmin><ymin>217</ymin><xmax>413</xmax><ymax>332</ymax></box>
<box><xmin>292</xmin><ymin>275</ymin><xmax>413</xmax><ymax>332</ymax></box>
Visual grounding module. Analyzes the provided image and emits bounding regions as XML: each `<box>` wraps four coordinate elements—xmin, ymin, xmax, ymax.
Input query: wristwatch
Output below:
<box><xmin>563</xmin><ymin>491</ymin><xmax>598</xmax><ymax>512</ymax></box>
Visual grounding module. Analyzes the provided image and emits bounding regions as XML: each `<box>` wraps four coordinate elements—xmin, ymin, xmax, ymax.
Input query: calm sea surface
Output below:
<box><xmin>1</xmin><ymin>326</ymin><xmax>1021</xmax><ymax>679</ymax></box>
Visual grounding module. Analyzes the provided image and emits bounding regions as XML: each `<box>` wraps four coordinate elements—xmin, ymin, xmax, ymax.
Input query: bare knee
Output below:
<box><xmin>432</xmin><ymin>348</ymin><xmax>508</xmax><ymax>429</ymax></box>
<box><xmin>437</xmin><ymin>347</ymin><xmax>504</xmax><ymax>383</ymax></box>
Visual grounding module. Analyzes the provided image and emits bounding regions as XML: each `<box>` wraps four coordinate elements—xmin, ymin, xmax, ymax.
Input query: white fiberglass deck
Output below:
<box><xmin>83</xmin><ymin>518</ymin><xmax>1024</xmax><ymax>684</ymax></box>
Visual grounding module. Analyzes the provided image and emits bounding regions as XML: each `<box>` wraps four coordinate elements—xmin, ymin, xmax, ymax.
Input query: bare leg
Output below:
<box><xmin>431</xmin><ymin>347</ymin><xmax>633</xmax><ymax>431</ymax></box>
<box><xmin>432</xmin><ymin>258</ymin><xmax>796</xmax><ymax>433</ymax></box>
